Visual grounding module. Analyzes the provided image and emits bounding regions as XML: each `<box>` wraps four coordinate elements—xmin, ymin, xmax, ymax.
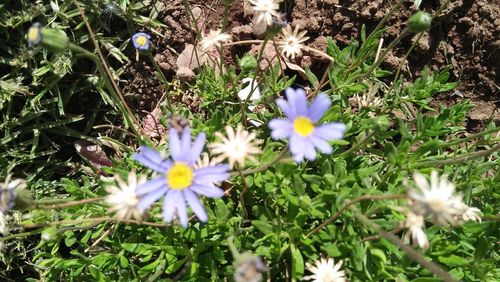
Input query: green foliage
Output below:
<box><xmin>0</xmin><ymin>1</ymin><xmax>498</xmax><ymax>281</ymax></box>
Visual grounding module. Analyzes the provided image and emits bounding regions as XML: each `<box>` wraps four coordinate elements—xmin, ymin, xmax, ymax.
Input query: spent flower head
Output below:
<box><xmin>277</xmin><ymin>25</ymin><xmax>309</xmax><ymax>59</ymax></box>
<box><xmin>403</xmin><ymin>212</ymin><xmax>429</xmax><ymax>249</ymax></box>
<box><xmin>303</xmin><ymin>257</ymin><xmax>347</xmax><ymax>282</ymax></box>
<box><xmin>105</xmin><ymin>171</ymin><xmax>146</xmax><ymax>221</ymax></box>
<box><xmin>27</xmin><ymin>22</ymin><xmax>42</xmax><ymax>47</ymax></box>
<box><xmin>249</xmin><ymin>0</ymin><xmax>282</xmax><ymax>27</ymax></box>
<box><xmin>209</xmin><ymin>124</ymin><xmax>262</xmax><ymax>169</ymax></box>
<box><xmin>132</xmin><ymin>32</ymin><xmax>151</xmax><ymax>51</ymax></box>
<box><xmin>133</xmin><ymin>127</ymin><xmax>229</xmax><ymax>227</ymax></box>
<box><xmin>199</xmin><ymin>29</ymin><xmax>232</xmax><ymax>52</ymax></box>
<box><xmin>408</xmin><ymin>171</ymin><xmax>481</xmax><ymax>226</ymax></box>
<box><xmin>268</xmin><ymin>88</ymin><xmax>346</xmax><ymax>162</ymax></box>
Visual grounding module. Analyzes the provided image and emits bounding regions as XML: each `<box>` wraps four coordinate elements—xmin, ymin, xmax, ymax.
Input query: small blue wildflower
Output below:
<box><xmin>131</xmin><ymin>32</ymin><xmax>151</xmax><ymax>51</ymax></box>
<box><xmin>27</xmin><ymin>22</ymin><xmax>42</xmax><ymax>47</ymax></box>
<box><xmin>268</xmin><ymin>88</ymin><xmax>346</xmax><ymax>162</ymax></box>
<box><xmin>134</xmin><ymin>127</ymin><xmax>229</xmax><ymax>227</ymax></box>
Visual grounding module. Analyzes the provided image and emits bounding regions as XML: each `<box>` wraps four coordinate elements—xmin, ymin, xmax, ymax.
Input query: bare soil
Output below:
<box><xmin>120</xmin><ymin>0</ymin><xmax>499</xmax><ymax>130</ymax></box>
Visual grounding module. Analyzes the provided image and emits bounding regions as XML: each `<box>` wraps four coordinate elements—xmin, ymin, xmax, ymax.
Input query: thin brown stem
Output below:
<box><xmin>413</xmin><ymin>143</ymin><xmax>500</xmax><ymax>168</ymax></box>
<box><xmin>306</xmin><ymin>194</ymin><xmax>406</xmax><ymax>237</ymax></box>
<box><xmin>35</xmin><ymin>197</ymin><xmax>104</xmax><ymax>210</ymax></box>
<box><xmin>236</xmin><ymin>147</ymin><xmax>289</xmax><ymax>176</ymax></box>
<box><xmin>354</xmin><ymin>211</ymin><xmax>457</xmax><ymax>282</ymax></box>
<box><xmin>236</xmin><ymin>164</ymin><xmax>249</xmax><ymax>219</ymax></box>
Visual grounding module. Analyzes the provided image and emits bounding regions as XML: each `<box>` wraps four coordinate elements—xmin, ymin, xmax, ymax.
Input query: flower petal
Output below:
<box><xmin>189</xmin><ymin>132</ymin><xmax>206</xmax><ymax>165</ymax></box>
<box><xmin>194</xmin><ymin>164</ymin><xmax>229</xmax><ymax>179</ymax></box>
<box><xmin>289</xmin><ymin>134</ymin><xmax>306</xmax><ymax>162</ymax></box>
<box><xmin>308</xmin><ymin>93</ymin><xmax>331</xmax><ymax>122</ymax></box>
<box><xmin>190</xmin><ymin>184</ymin><xmax>225</xmax><ymax>198</ymax></box>
<box><xmin>133</xmin><ymin>146</ymin><xmax>168</xmax><ymax>173</ymax></box>
<box><xmin>162</xmin><ymin>190</ymin><xmax>180</xmax><ymax>223</ymax></box>
<box><xmin>175</xmin><ymin>194</ymin><xmax>189</xmax><ymax>227</ymax></box>
<box><xmin>315</xmin><ymin>122</ymin><xmax>346</xmax><ymax>140</ymax></box>
<box><xmin>180</xmin><ymin>127</ymin><xmax>191</xmax><ymax>162</ymax></box>
<box><xmin>286</xmin><ymin>88</ymin><xmax>308</xmax><ymax>116</ymax></box>
<box><xmin>136</xmin><ymin>177</ymin><xmax>166</xmax><ymax>195</ymax></box>
<box><xmin>169</xmin><ymin>129</ymin><xmax>183</xmax><ymax>162</ymax></box>
<box><xmin>184</xmin><ymin>189</ymin><xmax>208</xmax><ymax>222</ymax></box>
<box><xmin>276</xmin><ymin>98</ymin><xmax>296</xmax><ymax>118</ymax></box>
<box><xmin>309</xmin><ymin>134</ymin><xmax>333</xmax><ymax>154</ymax></box>
<box><xmin>138</xmin><ymin>186</ymin><xmax>167</xmax><ymax>211</ymax></box>
<box><xmin>268</xmin><ymin>119</ymin><xmax>293</xmax><ymax>139</ymax></box>
<box><xmin>302</xmin><ymin>139</ymin><xmax>317</xmax><ymax>160</ymax></box>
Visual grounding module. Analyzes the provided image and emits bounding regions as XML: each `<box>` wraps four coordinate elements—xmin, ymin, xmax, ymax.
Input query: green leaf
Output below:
<box><xmin>437</xmin><ymin>255</ymin><xmax>469</xmax><ymax>266</ymax></box>
<box><xmin>290</xmin><ymin>244</ymin><xmax>304</xmax><ymax>278</ymax></box>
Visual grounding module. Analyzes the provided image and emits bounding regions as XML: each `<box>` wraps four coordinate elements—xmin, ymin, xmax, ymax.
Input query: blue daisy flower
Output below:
<box><xmin>27</xmin><ymin>22</ymin><xmax>42</xmax><ymax>47</ymax></box>
<box><xmin>268</xmin><ymin>88</ymin><xmax>346</xmax><ymax>162</ymax></box>
<box><xmin>131</xmin><ymin>32</ymin><xmax>151</xmax><ymax>51</ymax></box>
<box><xmin>133</xmin><ymin>127</ymin><xmax>229</xmax><ymax>227</ymax></box>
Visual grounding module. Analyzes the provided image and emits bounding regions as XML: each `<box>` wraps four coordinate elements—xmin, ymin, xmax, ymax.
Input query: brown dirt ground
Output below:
<box><xmin>120</xmin><ymin>0</ymin><xmax>499</xmax><ymax>130</ymax></box>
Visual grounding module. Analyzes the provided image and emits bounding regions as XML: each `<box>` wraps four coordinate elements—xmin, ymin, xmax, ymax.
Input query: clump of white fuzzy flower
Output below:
<box><xmin>105</xmin><ymin>171</ymin><xmax>146</xmax><ymax>221</ymax></box>
<box><xmin>407</xmin><ymin>171</ymin><xmax>482</xmax><ymax>226</ymax></box>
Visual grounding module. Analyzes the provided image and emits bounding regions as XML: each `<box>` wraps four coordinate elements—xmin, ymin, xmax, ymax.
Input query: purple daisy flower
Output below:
<box><xmin>268</xmin><ymin>88</ymin><xmax>346</xmax><ymax>162</ymax></box>
<box><xmin>133</xmin><ymin>127</ymin><xmax>229</xmax><ymax>227</ymax></box>
<box><xmin>131</xmin><ymin>32</ymin><xmax>151</xmax><ymax>51</ymax></box>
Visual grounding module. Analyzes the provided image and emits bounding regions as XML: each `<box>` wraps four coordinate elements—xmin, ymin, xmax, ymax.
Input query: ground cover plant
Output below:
<box><xmin>0</xmin><ymin>0</ymin><xmax>499</xmax><ymax>281</ymax></box>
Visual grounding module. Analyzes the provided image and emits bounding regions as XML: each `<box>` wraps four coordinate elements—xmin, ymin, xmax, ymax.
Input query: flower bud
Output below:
<box><xmin>40</xmin><ymin>28</ymin><xmax>70</xmax><ymax>52</ymax></box>
<box><xmin>408</xmin><ymin>11</ymin><xmax>432</xmax><ymax>33</ymax></box>
<box><xmin>239</xmin><ymin>55</ymin><xmax>258</xmax><ymax>71</ymax></box>
<box><xmin>41</xmin><ymin>226</ymin><xmax>59</xmax><ymax>242</ymax></box>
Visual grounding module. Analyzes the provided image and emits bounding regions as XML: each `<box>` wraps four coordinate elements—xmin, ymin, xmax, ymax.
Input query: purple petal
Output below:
<box><xmin>138</xmin><ymin>187</ymin><xmax>167</xmax><ymax>211</ymax></box>
<box><xmin>289</xmin><ymin>134</ymin><xmax>306</xmax><ymax>163</ymax></box>
<box><xmin>136</xmin><ymin>177</ymin><xmax>166</xmax><ymax>195</ymax></box>
<box><xmin>133</xmin><ymin>146</ymin><xmax>168</xmax><ymax>173</ymax></box>
<box><xmin>184</xmin><ymin>189</ymin><xmax>208</xmax><ymax>222</ymax></box>
<box><xmin>190</xmin><ymin>184</ymin><xmax>225</xmax><ymax>198</ymax></box>
<box><xmin>268</xmin><ymin>119</ymin><xmax>293</xmax><ymax>139</ymax></box>
<box><xmin>162</xmin><ymin>190</ymin><xmax>180</xmax><ymax>223</ymax></box>
<box><xmin>169</xmin><ymin>129</ymin><xmax>182</xmax><ymax>162</ymax></box>
<box><xmin>315</xmin><ymin>123</ymin><xmax>346</xmax><ymax>140</ymax></box>
<box><xmin>302</xmin><ymin>138</ymin><xmax>317</xmax><ymax>161</ymax></box>
<box><xmin>194</xmin><ymin>172</ymin><xmax>229</xmax><ymax>183</ymax></box>
<box><xmin>309</xmin><ymin>135</ymin><xmax>333</xmax><ymax>154</ymax></box>
<box><xmin>276</xmin><ymin>98</ymin><xmax>296</xmax><ymax>119</ymax></box>
<box><xmin>286</xmin><ymin>88</ymin><xmax>308</xmax><ymax>116</ymax></box>
<box><xmin>189</xmin><ymin>132</ymin><xmax>206</xmax><ymax>165</ymax></box>
<box><xmin>180</xmin><ymin>127</ymin><xmax>191</xmax><ymax>162</ymax></box>
<box><xmin>308</xmin><ymin>93</ymin><xmax>331</xmax><ymax>122</ymax></box>
<box><xmin>195</xmin><ymin>165</ymin><xmax>229</xmax><ymax>177</ymax></box>
<box><xmin>175</xmin><ymin>194</ymin><xmax>189</xmax><ymax>227</ymax></box>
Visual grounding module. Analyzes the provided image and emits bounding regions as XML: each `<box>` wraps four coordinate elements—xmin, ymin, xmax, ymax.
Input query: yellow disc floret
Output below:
<box><xmin>135</xmin><ymin>36</ymin><xmax>147</xmax><ymax>47</ymax></box>
<box><xmin>27</xmin><ymin>27</ymin><xmax>40</xmax><ymax>42</ymax></box>
<box><xmin>167</xmin><ymin>162</ymin><xmax>194</xmax><ymax>190</ymax></box>
<box><xmin>293</xmin><ymin>116</ymin><xmax>315</xmax><ymax>137</ymax></box>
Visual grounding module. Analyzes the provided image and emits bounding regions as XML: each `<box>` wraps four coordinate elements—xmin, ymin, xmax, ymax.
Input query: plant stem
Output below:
<box><xmin>305</xmin><ymin>194</ymin><xmax>406</xmax><ymax>237</ymax></box>
<box><xmin>237</xmin><ymin>147</ymin><xmax>289</xmax><ymax>176</ymax></box>
<box><xmin>34</xmin><ymin>197</ymin><xmax>104</xmax><ymax>210</ymax></box>
<box><xmin>236</xmin><ymin>164</ymin><xmax>249</xmax><ymax>219</ymax></box>
<box><xmin>413</xmin><ymin>143</ymin><xmax>500</xmax><ymax>168</ymax></box>
<box><xmin>338</xmin><ymin>130</ymin><xmax>376</xmax><ymax>157</ymax></box>
<box><xmin>71</xmin><ymin>0</ymin><xmax>151</xmax><ymax>144</ymax></box>
<box><xmin>19</xmin><ymin>216</ymin><xmax>173</xmax><ymax>230</ymax></box>
<box><xmin>354</xmin><ymin>211</ymin><xmax>457</xmax><ymax>282</ymax></box>
<box><xmin>146</xmin><ymin>52</ymin><xmax>174</xmax><ymax>113</ymax></box>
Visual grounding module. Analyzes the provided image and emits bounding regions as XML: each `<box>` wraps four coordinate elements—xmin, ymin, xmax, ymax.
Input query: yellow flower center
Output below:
<box><xmin>293</xmin><ymin>116</ymin><xmax>315</xmax><ymax>137</ymax></box>
<box><xmin>167</xmin><ymin>162</ymin><xmax>193</xmax><ymax>190</ymax></box>
<box><xmin>27</xmin><ymin>27</ymin><xmax>40</xmax><ymax>42</ymax></box>
<box><xmin>135</xmin><ymin>35</ymin><xmax>147</xmax><ymax>47</ymax></box>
